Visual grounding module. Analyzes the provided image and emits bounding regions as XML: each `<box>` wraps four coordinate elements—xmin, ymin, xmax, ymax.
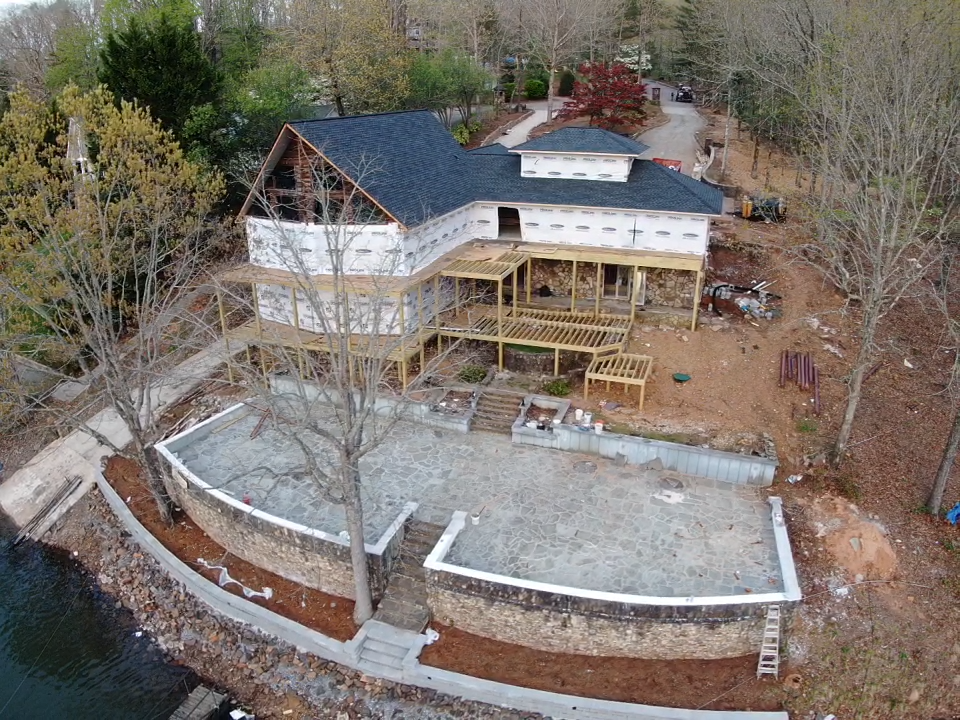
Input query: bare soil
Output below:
<box><xmin>103</xmin><ymin>455</ymin><xmax>358</xmax><ymax>642</ymax></box>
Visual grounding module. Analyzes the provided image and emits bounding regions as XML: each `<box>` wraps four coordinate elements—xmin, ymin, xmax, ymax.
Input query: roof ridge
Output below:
<box><xmin>290</xmin><ymin>108</ymin><xmax>437</xmax><ymax>125</ymax></box>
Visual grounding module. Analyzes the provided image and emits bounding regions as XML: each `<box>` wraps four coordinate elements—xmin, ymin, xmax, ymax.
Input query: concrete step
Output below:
<box><xmin>359</xmin><ymin>645</ymin><xmax>405</xmax><ymax>668</ymax></box>
<box><xmin>362</xmin><ymin>637</ymin><xmax>409</xmax><ymax>659</ymax></box>
<box><xmin>356</xmin><ymin>656</ymin><xmax>403</xmax><ymax>678</ymax></box>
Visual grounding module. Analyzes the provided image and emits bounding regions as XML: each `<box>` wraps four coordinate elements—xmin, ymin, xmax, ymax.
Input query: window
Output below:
<box><xmin>576</xmin><ymin>225</ymin><xmax>590</xmax><ymax>231</ymax></box>
<box><xmin>442</xmin><ymin>233</ymin><xmax>449</xmax><ymax>238</ymax></box>
<box><xmin>550</xmin><ymin>224</ymin><xmax>564</xmax><ymax>229</ymax></box>
<box><xmin>602</xmin><ymin>227</ymin><xmax>616</xmax><ymax>232</ymax></box>
<box><xmin>547</xmin><ymin>171</ymin><xmax>562</xmax><ymax>176</ymax></box>
<box><xmin>598</xmin><ymin>173</ymin><xmax>613</xmax><ymax>178</ymax></box>
<box><xmin>573</xmin><ymin>172</ymin><xmax>587</xmax><ymax>177</ymax></box>
<box><xmin>629</xmin><ymin>229</ymin><xmax>643</xmax><ymax>235</ymax></box>
<box><xmin>524</xmin><ymin>222</ymin><xmax>539</xmax><ymax>227</ymax></box>
<box><xmin>682</xmin><ymin>232</ymin><xmax>698</xmax><ymax>238</ymax></box>
<box><xmin>656</xmin><ymin>230</ymin><xmax>670</xmax><ymax>237</ymax></box>
<box><xmin>430</xmin><ymin>238</ymin><xmax>439</xmax><ymax>245</ymax></box>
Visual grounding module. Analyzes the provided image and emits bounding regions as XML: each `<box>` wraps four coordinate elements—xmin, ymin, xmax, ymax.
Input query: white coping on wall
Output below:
<box><xmin>96</xmin><ymin>468</ymin><xmax>788</xmax><ymax>720</ymax></box>
<box><xmin>425</xmin><ymin>501</ymin><xmax>802</xmax><ymax>607</ymax></box>
<box><xmin>155</xmin><ymin>403</ymin><xmax>417</xmax><ymax>556</ymax></box>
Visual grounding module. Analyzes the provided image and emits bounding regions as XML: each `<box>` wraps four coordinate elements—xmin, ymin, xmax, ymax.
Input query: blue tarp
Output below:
<box><xmin>947</xmin><ymin>502</ymin><xmax>960</xmax><ymax>525</ymax></box>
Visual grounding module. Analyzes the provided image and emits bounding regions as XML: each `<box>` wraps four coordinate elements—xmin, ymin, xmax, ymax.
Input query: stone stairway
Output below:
<box><xmin>470</xmin><ymin>391</ymin><xmax>523</xmax><ymax>434</ymax></box>
<box><xmin>371</xmin><ymin>520</ymin><xmax>445</xmax><ymax>633</ymax></box>
<box><xmin>353</xmin><ymin>620</ymin><xmax>422</xmax><ymax>679</ymax></box>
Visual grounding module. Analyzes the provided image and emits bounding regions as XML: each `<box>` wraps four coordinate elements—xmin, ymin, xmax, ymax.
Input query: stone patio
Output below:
<box><xmin>173</xmin><ymin>409</ymin><xmax>782</xmax><ymax>597</ymax></box>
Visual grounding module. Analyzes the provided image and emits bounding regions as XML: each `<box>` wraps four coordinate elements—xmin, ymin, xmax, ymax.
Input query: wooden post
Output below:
<box><xmin>400</xmin><ymin>359</ymin><xmax>408</xmax><ymax>391</ymax></box>
<box><xmin>595</xmin><ymin>262</ymin><xmax>602</xmax><ymax>316</ymax></box>
<box><xmin>216</xmin><ymin>289</ymin><xmax>233</xmax><ymax>383</ymax></box>
<box><xmin>251</xmin><ymin>283</ymin><xmax>263</xmax><ymax>334</ymax></box>
<box><xmin>629</xmin><ymin>266</ymin><xmax>640</xmax><ymax>324</ymax></box>
<box><xmin>454</xmin><ymin>277</ymin><xmax>460</xmax><ymax>318</ymax></box>
<box><xmin>512</xmin><ymin>268</ymin><xmax>518</xmax><ymax>313</ymax></box>
<box><xmin>554</xmin><ymin>348</ymin><xmax>560</xmax><ymax>376</ymax></box>
<box><xmin>570</xmin><ymin>259</ymin><xmax>578</xmax><ymax>312</ymax></box>
<box><xmin>398</xmin><ymin>294</ymin><xmax>406</xmax><ymax>360</ymax></box>
<box><xmin>526</xmin><ymin>256</ymin><xmax>532</xmax><ymax>303</ymax></box>
<box><xmin>497</xmin><ymin>278</ymin><xmax>504</xmax><ymax>369</ymax></box>
<box><xmin>290</xmin><ymin>287</ymin><xmax>305</xmax><ymax>378</ymax></box>
<box><xmin>691</xmin><ymin>269</ymin><xmax>704</xmax><ymax>331</ymax></box>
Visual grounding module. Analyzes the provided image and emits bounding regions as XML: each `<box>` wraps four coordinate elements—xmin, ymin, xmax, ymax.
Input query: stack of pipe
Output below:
<box><xmin>780</xmin><ymin>350</ymin><xmax>821</xmax><ymax>415</ymax></box>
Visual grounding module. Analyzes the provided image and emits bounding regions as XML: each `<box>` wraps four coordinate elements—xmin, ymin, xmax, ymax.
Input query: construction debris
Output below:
<box><xmin>780</xmin><ymin>350</ymin><xmax>821</xmax><ymax>415</ymax></box>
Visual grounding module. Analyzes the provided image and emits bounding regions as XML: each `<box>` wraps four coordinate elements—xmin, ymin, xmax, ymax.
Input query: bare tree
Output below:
<box><xmin>219</xmin><ymin>154</ymin><xmax>475</xmax><ymax>623</ymax></box>
<box><xmin>0</xmin><ymin>87</ymin><xmax>225</xmax><ymax>523</ymax></box>
<box><xmin>501</xmin><ymin>0</ymin><xmax>597</xmax><ymax>118</ymax></box>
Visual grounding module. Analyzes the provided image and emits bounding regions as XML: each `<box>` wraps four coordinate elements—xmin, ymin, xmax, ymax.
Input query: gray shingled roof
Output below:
<box><xmin>510</xmin><ymin>127</ymin><xmax>650</xmax><ymax>156</ymax></box>
<box><xmin>282</xmin><ymin>110</ymin><xmax>718</xmax><ymax>227</ymax></box>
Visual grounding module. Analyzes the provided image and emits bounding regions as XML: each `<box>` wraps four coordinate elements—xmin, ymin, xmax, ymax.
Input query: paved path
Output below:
<box><xmin>494</xmin><ymin>100</ymin><xmax>551</xmax><ymax>148</ymax></box>
<box><xmin>638</xmin><ymin>82</ymin><xmax>705</xmax><ymax>176</ymax></box>
<box><xmin>176</xmin><ymin>413</ymin><xmax>782</xmax><ymax>598</ymax></box>
<box><xmin>0</xmin><ymin>339</ymin><xmax>240</xmax><ymax>533</ymax></box>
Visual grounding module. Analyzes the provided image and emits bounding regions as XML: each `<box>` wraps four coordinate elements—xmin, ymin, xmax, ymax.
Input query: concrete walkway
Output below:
<box><xmin>638</xmin><ymin>82</ymin><xmax>706</xmax><ymax>176</ymax></box>
<box><xmin>0</xmin><ymin>339</ymin><xmax>241</xmax><ymax>535</ymax></box>
<box><xmin>494</xmin><ymin>100</ymin><xmax>551</xmax><ymax>147</ymax></box>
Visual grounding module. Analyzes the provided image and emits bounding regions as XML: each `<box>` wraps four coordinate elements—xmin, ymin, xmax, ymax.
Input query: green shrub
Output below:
<box><xmin>543</xmin><ymin>378</ymin><xmax>571</xmax><ymax>397</ymax></box>
<box><xmin>451</xmin><ymin>124</ymin><xmax>470</xmax><ymax>145</ymax></box>
<box><xmin>558</xmin><ymin>70</ymin><xmax>576</xmax><ymax>96</ymax></box>
<box><xmin>468</xmin><ymin>119</ymin><xmax>482</xmax><ymax>133</ymax></box>
<box><xmin>796</xmin><ymin>417</ymin><xmax>818</xmax><ymax>434</ymax></box>
<box><xmin>524</xmin><ymin>79</ymin><xmax>547</xmax><ymax>99</ymax></box>
<box><xmin>457</xmin><ymin>365</ymin><xmax>487</xmax><ymax>384</ymax></box>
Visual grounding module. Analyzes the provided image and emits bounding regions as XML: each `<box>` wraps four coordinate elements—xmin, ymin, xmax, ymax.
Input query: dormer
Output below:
<box><xmin>510</xmin><ymin>127</ymin><xmax>650</xmax><ymax>183</ymax></box>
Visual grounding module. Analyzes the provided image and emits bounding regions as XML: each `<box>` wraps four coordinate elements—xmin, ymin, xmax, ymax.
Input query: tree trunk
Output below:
<box><xmin>927</xmin><ymin>403</ymin><xmax>960</xmax><ymax>515</ymax></box>
<box><xmin>751</xmin><ymin>134</ymin><xmax>760</xmax><ymax>178</ymax></box>
<box><xmin>832</xmin><ymin>311</ymin><xmax>880</xmax><ymax>464</ymax></box>
<box><xmin>719</xmin><ymin>103</ymin><xmax>732</xmax><ymax>181</ymax></box>
<box><xmin>343</xmin><ymin>463</ymin><xmax>374</xmax><ymax>624</ymax></box>
<box><xmin>546</xmin><ymin>65</ymin><xmax>557</xmax><ymax>122</ymax></box>
<box><xmin>140</xmin><ymin>442</ymin><xmax>174</xmax><ymax>525</ymax></box>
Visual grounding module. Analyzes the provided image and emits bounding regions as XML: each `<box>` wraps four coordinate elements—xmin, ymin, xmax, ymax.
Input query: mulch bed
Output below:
<box><xmin>464</xmin><ymin>111</ymin><xmax>529</xmax><ymax>149</ymax></box>
<box><xmin>420</xmin><ymin>625</ymin><xmax>786</xmax><ymax>711</ymax></box>
<box><xmin>103</xmin><ymin>456</ymin><xmax>359</xmax><ymax>642</ymax></box>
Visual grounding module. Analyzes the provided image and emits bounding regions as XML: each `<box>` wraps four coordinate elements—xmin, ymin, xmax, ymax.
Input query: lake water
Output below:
<box><xmin>0</xmin><ymin>512</ymin><xmax>195</xmax><ymax>720</ymax></box>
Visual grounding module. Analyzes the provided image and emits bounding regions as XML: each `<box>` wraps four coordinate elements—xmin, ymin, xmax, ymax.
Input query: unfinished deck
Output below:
<box><xmin>585</xmin><ymin>353</ymin><xmax>654</xmax><ymax>409</ymax></box>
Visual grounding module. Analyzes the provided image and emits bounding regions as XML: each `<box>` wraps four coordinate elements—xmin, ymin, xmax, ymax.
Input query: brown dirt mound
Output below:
<box><xmin>803</xmin><ymin>495</ymin><xmax>898</xmax><ymax>581</ymax></box>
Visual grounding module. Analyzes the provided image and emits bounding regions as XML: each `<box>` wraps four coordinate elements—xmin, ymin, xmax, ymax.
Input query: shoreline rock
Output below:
<box><xmin>47</xmin><ymin>489</ymin><xmax>537</xmax><ymax>720</ymax></box>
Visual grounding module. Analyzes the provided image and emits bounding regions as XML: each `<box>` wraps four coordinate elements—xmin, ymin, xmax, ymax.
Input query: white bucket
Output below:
<box><xmin>582</xmin><ymin>412</ymin><xmax>593</xmax><ymax>426</ymax></box>
<box><xmin>470</xmin><ymin>513</ymin><xmax>480</xmax><ymax>525</ymax></box>
<box><xmin>595</xmin><ymin>421</ymin><xmax>604</xmax><ymax>435</ymax></box>
<box><xmin>574</xmin><ymin>408</ymin><xmax>584</xmax><ymax>421</ymax></box>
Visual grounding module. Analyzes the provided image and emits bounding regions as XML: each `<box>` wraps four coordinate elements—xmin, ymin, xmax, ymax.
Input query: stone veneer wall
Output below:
<box><xmin>644</xmin><ymin>268</ymin><xmax>697</xmax><ymax>308</ymax></box>
<box><xmin>528</xmin><ymin>259</ymin><xmax>696</xmax><ymax>309</ymax></box>
<box><xmin>165</xmin><ymin>468</ymin><xmax>398</xmax><ymax>601</ymax></box>
<box><xmin>425</xmin><ymin>568</ymin><xmax>786</xmax><ymax>660</ymax></box>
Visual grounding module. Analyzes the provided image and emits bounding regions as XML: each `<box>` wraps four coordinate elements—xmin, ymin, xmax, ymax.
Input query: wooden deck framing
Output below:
<box><xmin>584</xmin><ymin>353</ymin><xmax>654</xmax><ymax>410</ymax></box>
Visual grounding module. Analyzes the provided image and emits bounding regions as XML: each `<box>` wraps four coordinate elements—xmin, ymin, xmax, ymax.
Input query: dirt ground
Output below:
<box><xmin>527</xmin><ymin>101</ymin><xmax>668</xmax><ymax>141</ymax></box>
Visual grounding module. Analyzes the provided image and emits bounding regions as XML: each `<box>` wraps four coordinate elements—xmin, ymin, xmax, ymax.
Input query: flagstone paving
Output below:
<box><xmin>174</xmin><ymin>411</ymin><xmax>782</xmax><ymax>597</ymax></box>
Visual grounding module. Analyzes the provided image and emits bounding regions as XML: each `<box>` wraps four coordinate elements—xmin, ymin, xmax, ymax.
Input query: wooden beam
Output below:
<box><xmin>512</xmin><ymin>267</ymin><xmax>518</xmax><ymax>313</ymax></box>
<box><xmin>251</xmin><ymin>283</ymin><xmax>263</xmax><ymax>335</ymax></box>
<box><xmin>454</xmin><ymin>277</ymin><xmax>460</xmax><ymax>318</ymax></box>
<box><xmin>629</xmin><ymin>267</ymin><xmax>639</xmax><ymax>324</ymax></box>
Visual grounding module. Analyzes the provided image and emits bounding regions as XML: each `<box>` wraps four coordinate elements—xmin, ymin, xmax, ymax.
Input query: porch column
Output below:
<box><xmin>691</xmin><ymin>269</ymin><xmax>705</xmax><ymax>331</ymax></box>
<box><xmin>526</xmin><ymin>257</ymin><xmax>532</xmax><ymax>303</ymax></box>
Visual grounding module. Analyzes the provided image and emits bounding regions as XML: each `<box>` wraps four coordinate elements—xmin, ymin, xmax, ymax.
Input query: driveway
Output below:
<box><xmin>638</xmin><ymin>82</ymin><xmax>705</xmax><ymax>176</ymax></box>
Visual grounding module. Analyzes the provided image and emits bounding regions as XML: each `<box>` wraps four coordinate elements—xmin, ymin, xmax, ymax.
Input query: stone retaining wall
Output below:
<box><xmin>157</xmin><ymin>404</ymin><xmax>416</xmax><ymax>601</ymax></box>
<box><xmin>514</xmin><ymin>422</ymin><xmax>778</xmax><ymax>486</ymax></box>
<box><xmin>424</xmin><ymin>508</ymin><xmax>800</xmax><ymax>660</ymax></box>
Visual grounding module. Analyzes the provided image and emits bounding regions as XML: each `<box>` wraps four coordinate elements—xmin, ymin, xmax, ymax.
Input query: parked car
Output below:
<box><xmin>676</xmin><ymin>86</ymin><xmax>694</xmax><ymax>103</ymax></box>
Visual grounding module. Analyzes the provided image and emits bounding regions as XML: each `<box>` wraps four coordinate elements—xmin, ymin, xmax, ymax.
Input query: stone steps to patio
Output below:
<box><xmin>354</xmin><ymin>620</ymin><xmax>421</xmax><ymax>678</ymax></box>
<box><xmin>471</xmin><ymin>392</ymin><xmax>523</xmax><ymax>434</ymax></box>
<box><xmin>371</xmin><ymin>520</ymin><xmax>445</xmax><ymax>633</ymax></box>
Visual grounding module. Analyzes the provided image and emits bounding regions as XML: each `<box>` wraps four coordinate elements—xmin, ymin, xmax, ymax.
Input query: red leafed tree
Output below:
<box><xmin>556</xmin><ymin>63</ymin><xmax>647</xmax><ymax>131</ymax></box>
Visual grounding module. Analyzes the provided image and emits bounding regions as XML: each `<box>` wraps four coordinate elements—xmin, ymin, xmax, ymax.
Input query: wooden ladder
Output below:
<box><xmin>756</xmin><ymin>604</ymin><xmax>781</xmax><ymax>679</ymax></box>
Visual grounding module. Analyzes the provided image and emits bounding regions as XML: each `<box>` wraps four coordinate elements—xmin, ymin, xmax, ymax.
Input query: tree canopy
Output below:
<box><xmin>556</xmin><ymin>63</ymin><xmax>647</xmax><ymax>130</ymax></box>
